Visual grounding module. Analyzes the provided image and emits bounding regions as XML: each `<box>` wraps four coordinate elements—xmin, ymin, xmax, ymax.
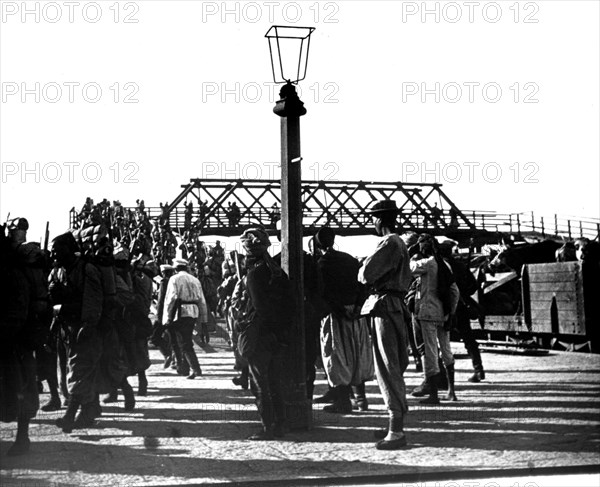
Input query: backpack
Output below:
<box><xmin>73</xmin><ymin>225</ymin><xmax>113</xmax><ymax>265</ymax></box>
<box><xmin>436</xmin><ymin>256</ymin><xmax>456</xmax><ymax>316</ymax></box>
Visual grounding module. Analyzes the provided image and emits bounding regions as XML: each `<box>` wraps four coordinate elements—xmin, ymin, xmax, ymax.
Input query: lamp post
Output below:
<box><xmin>265</xmin><ymin>25</ymin><xmax>315</xmax><ymax>430</ymax></box>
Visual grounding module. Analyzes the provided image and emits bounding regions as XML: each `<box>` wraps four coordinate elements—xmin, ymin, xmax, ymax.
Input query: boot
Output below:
<box><xmin>122</xmin><ymin>379</ymin><xmax>135</xmax><ymax>411</ymax></box>
<box><xmin>103</xmin><ymin>388</ymin><xmax>118</xmax><ymax>404</ymax></box>
<box><xmin>73</xmin><ymin>402</ymin><xmax>98</xmax><ymax>429</ymax></box>
<box><xmin>41</xmin><ymin>394</ymin><xmax>62</xmax><ymax>412</ymax></box>
<box><xmin>468</xmin><ymin>368</ymin><xmax>485</xmax><ymax>383</ymax></box>
<box><xmin>419</xmin><ymin>376</ymin><xmax>440</xmax><ymax>405</ymax></box>
<box><xmin>89</xmin><ymin>394</ymin><xmax>102</xmax><ymax>419</ymax></box>
<box><xmin>411</xmin><ymin>378</ymin><xmax>431</xmax><ymax>397</ymax></box>
<box><xmin>184</xmin><ymin>350</ymin><xmax>202</xmax><ymax>379</ymax></box>
<box><xmin>138</xmin><ymin>372</ymin><xmax>148</xmax><ymax>396</ymax></box>
<box><xmin>7</xmin><ymin>416</ymin><xmax>31</xmax><ymax>456</ymax></box>
<box><xmin>436</xmin><ymin>358</ymin><xmax>448</xmax><ymax>389</ymax></box>
<box><xmin>323</xmin><ymin>386</ymin><xmax>353</xmax><ymax>414</ymax></box>
<box><xmin>187</xmin><ymin>370</ymin><xmax>202</xmax><ymax>379</ymax></box>
<box><xmin>445</xmin><ymin>364</ymin><xmax>458</xmax><ymax>401</ymax></box>
<box><xmin>314</xmin><ymin>386</ymin><xmax>335</xmax><ymax>404</ymax></box>
<box><xmin>42</xmin><ymin>373</ymin><xmax>62</xmax><ymax>411</ymax></box>
<box><xmin>56</xmin><ymin>398</ymin><xmax>80</xmax><ymax>433</ymax></box>
<box><xmin>232</xmin><ymin>367</ymin><xmax>249</xmax><ymax>389</ymax></box>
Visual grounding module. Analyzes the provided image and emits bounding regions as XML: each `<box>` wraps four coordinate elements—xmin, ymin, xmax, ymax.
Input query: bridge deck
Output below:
<box><xmin>68</xmin><ymin>179</ymin><xmax>599</xmax><ymax>244</ymax></box>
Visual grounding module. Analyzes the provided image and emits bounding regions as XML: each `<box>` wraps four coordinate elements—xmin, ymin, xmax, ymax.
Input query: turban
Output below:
<box><xmin>240</xmin><ymin>227</ymin><xmax>282</xmax><ymax>279</ymax></box>
<box><xmin>240</xmin><ymin>227</ymin><xmax>271</xmax><ymax>256</ymax></box>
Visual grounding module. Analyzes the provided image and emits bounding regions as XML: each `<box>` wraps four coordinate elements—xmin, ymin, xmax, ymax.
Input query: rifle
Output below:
<box><xmin>43</xmin><ymin>221</ymin><xmax>50</xmax><ymax>253</ymax></box>
<box><xmin>231</xmin><ymin>250</ymin><xmax>241</xmax><ymax>280</ymax></box>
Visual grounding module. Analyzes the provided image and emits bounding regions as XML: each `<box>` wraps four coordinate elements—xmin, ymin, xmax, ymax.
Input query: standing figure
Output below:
<box><xmin>0</xmin><ymin>218</ymin><xmax>47</xmax><ymax>455</ymax></box>
<box><xmin>130</xmin><ymin>256</ymin><xmax>157</xmax><ymax>395</ymax></box>
<box><xmin>315</xmin><ymin>227</ymin><xmax>374</xmax><ymax>413</ymax></box>
<box><xmin>152</xmin><ymin>264</ymin><xmax>177</xmax><ymax>368</ymax></box>
<box><xmin>236</xmin><ymin>227</ymin><xmax>292</xmax><ymax>440</ymax></box>
<box><xmin>439</xmin><ymin>241</ymin><xmax>485</xmax><ymax>383</ymax></box>
<box><xmin>163</xmin><ymin>259</ymin><xmax>208</xmax><ymax>379</ymax></box>
<box><xmin>50</xmin><ymin>232</ymin><xmax>105</xmax><ymax>433</ymax></box>
<box><xmin>409</xmin><ymin>234</ymin><xmax>460</xmax><ymax>404</ymax></box>
<box><xmin>358</xmin><ymin>200</ymin><xmax>412</xmax><ymax>450</ymax></box>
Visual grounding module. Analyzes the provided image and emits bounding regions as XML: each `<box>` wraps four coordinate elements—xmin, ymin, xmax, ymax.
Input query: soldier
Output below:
<box><xmin>0</xmin><ymin>218</ymin><xmax>48</xmax><ymax>455</ymax></box>
<box><xmin>358</xmin><ymin>200</ymin><xmax>412</xmax><ymax>450</ymax></box>
<box><xmin>152</xmin><ymin>264</ymin><xmax>177</xmax><ymax>368</ymax></box>
<box><xmin>130</xmin><ymin>255</ymin><xmax>155</xmax><ymax>395</ymax></box>
<box><xmin>50</xmin><ymin>232</ymin><xmax>105</xmax><ymax>433</ymax></box>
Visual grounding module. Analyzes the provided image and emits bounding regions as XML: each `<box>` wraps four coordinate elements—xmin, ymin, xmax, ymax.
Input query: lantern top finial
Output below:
<box><xmin>265</xmin><ymin>25</ymin><xmax>315</xmax><ymax>84</ymax></box>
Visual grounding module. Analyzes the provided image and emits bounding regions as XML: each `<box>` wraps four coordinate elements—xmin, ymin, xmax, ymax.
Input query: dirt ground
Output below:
<box><xmin>1</xmin><ymin>332</ymin><xmax>599</xmax><ymax>486</ymax></box>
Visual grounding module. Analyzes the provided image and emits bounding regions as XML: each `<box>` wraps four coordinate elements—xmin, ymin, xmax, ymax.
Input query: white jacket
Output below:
<box><xmin>410</xmin><ymin>256</ymin><xmax>459</xmax><ymax>322</ymax></box>
<box><xmin>163</xmin><ymin>271</ymin><xmax>208</xmax><ymax>324</ymax></box>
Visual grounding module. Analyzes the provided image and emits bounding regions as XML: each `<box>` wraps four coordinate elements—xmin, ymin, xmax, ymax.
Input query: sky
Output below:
<box><xmin>1</xmin><ymin>0</ymin><xmax>599</xmax><ymax>246</ymax></box>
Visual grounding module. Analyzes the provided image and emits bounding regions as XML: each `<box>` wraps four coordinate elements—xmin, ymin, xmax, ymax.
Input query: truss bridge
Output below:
<box><xmin>69</xmin><ymin>178</ymin><xmax>599</xmax><ymax>245</ymax></box>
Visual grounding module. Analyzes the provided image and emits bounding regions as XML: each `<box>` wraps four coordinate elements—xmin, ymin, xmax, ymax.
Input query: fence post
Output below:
<box><xmin>531</xmin><ymin>211</ymin><xmax>535</xmax><ymax>232</ymax></box>
<box><xmin>541</xmin><ymin>216</ymin><xmax>545</xmax><ymax>237</ymax></box>
<box><xmin>509</xmin><ymin>214</ymin><xmax>513</xmax><ymax>233</ymax></box>
<box><xmin>579</xmin><ymin>220</ymin><xmax>583</xmax><ymax>238</ymax></box>
<box><xmin>568</xmin><ymin>219</ymin><xmax>572</xmax><ymax>239</ymax></box>
<box><xmin>472</xmin><ymin>211</ymin><xmax>476</xmax><ymax>228</ymax></box>
<box><xmin>554</xmin><ymin>214</ymin><xmax>558</xmax><ymax>235</ymax></box>
<box><xmin>517</xmin><ymin>214</ymin><xmax>521</xmax><ymax>235</ymax></box>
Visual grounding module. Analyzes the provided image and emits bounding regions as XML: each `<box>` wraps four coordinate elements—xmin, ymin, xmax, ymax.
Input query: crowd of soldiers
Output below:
<box><xmin>0</xmin><ymin>195</ymin><xmax>230</xmax><ymax>456</ymax></box>
<box><xmin>3</xmin><ymin>197</ymin><xmax>599</xmax><ymax>455</ymax></box>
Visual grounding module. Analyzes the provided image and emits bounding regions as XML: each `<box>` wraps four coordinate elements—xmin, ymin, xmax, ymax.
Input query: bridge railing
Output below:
<box><xmin>69</xmin><ymin>205</ymin><xmax>599</xmax><ymax>241</ymax></box>
<box><xmin>465</xmin><ymin>210</ymin><xmax>600</xmax><ymax>240</ymax></box>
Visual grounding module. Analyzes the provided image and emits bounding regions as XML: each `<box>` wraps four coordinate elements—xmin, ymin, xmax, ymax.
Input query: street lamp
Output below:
<box><xmin>265</xmin><ymin>25</ymin><xmax>315</xmax><ymax>84</ymax></box>
<box><xmin>265</xmin><ymin>25</ymin><xmax>315</xmax><ymax>430</ymax></box>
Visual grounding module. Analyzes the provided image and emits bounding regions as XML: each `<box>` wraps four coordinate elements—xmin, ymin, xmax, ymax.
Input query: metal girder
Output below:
<box><xmin>161</xmin><ymin>179</ymin><xmax>477</xmax><ymax>238</ymax></box>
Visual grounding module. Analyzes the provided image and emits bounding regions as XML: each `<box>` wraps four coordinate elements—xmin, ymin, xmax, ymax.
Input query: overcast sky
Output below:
<box><xmin>1</xmin><ymin>0</ymin><xmax>599</xmax><ymax>244</ymax></box>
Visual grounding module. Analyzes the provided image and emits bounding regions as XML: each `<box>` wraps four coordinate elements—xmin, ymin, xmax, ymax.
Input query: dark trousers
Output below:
<box><xmin>172</xmin><ymin>317</ymin><xmax>201</xmax><ymax>373</ymax></box>
<box><xmin>150</xmin><ymin>322</ymin><xmax>171</xmax><ymax>359</ymax></box>
<box><xmin>453</xmin><ymin>306</ymin><xmax>483</xmax><ymax>372</ymax></box>
<box><xmin>247</xmin><ymin>337</ymin><xmax>286</xmax><ymax>430</ymax></box>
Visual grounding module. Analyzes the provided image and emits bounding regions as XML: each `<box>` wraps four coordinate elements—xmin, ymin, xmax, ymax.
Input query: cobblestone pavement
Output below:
<box><xmin>1</xmin><ymin>332</ymin><xmax>599</xmax><ymax>486</ymax></box>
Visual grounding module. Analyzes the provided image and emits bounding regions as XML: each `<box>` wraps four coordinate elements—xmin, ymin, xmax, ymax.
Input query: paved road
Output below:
<box><xmin>1</xmin><ymin>334</ymin><xmax>599</xmax><ymax>486</ymax></box>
